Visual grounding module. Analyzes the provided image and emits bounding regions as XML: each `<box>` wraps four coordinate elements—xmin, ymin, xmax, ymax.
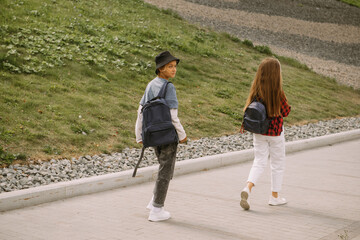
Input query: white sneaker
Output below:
<box><xmin>146</xmin><ymin>196</ymin><xmax>154</xmax><ymax>210</ymax></box>
<box><xmin>240</xmin><ymin>187</ymin><xmax>250</xmax><ymax>210</ymax></box>
<box><xmin>268</xmin><ymin>196</ymin><xmax>287</xmax><ymax>206</ymax></box>
<box><xmin>148</xmin><ymin>207</ymin><xmax>171</xmax><ymax>222</ymax></box>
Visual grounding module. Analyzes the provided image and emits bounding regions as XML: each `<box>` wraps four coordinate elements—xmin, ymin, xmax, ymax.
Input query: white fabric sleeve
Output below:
<box><xmin>170</xmin><ymin>108</ymin><xmax>186</xmax><ymax>141</ymax></box>
<box><xmin>135</xmin><ymin>105</ymin><xmax>143</xmax><ymax>143</ymax></box>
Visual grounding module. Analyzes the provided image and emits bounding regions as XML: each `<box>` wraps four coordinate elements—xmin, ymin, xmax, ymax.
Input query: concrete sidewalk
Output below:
<box><xmin>0</xmin><ymin>138</ymin><xmax>359</xmax><ymax>239</ymax></box>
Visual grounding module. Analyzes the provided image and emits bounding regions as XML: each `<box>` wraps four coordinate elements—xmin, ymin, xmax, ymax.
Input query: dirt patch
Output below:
<box><xmin>144</xmin><ymin>0</ymin><xmax>360</xmax><ymax>89</ymax></box>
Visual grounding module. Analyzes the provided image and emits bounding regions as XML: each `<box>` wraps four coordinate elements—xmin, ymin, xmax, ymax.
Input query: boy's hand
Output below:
<box><xmin>179</xmin><ymin>137</ymin><xmax>187</xmax><ymax>144</ymax></box>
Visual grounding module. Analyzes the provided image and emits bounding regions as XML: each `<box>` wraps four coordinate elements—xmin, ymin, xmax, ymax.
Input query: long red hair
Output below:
<box><xmin>243</xmin><ymin>58</ymin><xmax>286</xmax><ymax>117</ymax></box>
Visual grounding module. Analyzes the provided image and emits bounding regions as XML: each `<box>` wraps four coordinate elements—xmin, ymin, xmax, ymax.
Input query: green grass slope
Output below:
<box><xmin>1</xmin><ymin>0</ymin><xmax>359</xmax><ymax>165</ymax></box>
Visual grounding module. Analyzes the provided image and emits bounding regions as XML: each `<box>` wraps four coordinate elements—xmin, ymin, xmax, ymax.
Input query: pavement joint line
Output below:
<box><xmin>0</xmin><ymin>129</ymin><xmax>359</xmax><ymax>212</ymax></box>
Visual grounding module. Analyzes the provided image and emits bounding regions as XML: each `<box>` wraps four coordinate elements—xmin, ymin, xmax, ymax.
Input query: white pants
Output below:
<box><xmin>247</xmin><ymin>131</ymin><xmax>285</xmax><ymax>192</ymax></box>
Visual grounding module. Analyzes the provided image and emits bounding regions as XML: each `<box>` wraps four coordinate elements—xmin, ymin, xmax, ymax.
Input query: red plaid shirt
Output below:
<box><xmin>263</xmin><ymin>98</ymin><xmax>291</xmax><ymax>136</ymax></box>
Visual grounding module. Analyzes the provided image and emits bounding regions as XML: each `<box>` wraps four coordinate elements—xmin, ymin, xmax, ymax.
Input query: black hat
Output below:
<box><xmin>155</xmin><ymin>51</ymin><xmax>180</xmax><ymax>74</ymax></box>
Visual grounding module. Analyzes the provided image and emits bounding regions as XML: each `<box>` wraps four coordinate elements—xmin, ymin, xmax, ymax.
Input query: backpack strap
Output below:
<box><xmin>157</xmin><ymin>81</ymin><xmax>172</xmax><ymax>99</ymax></box>
<box><xmin>132</xmin><ymin>146</ymin><xmax>145</xmax><ymax>177</ymax></box>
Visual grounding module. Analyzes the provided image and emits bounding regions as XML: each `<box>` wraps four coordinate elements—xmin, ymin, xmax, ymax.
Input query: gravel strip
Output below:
<box><xmin>185</xmin><ymin>0</ymin><xmax>360</xmax><ymax>26</ymax></box>
<box><xmin>190</xmin><ymin>16</ymin><xmax>360</xmax><ymax>66</ymax></box>
<box><xmin>144</xmin><ymin>0</ymin><xmax>360</xmax><ymax>89</ymax></box>
<box><xmin>1</xmin><ymin>117</ymin><xmax>359</xmax><ymax>193</ymax></box>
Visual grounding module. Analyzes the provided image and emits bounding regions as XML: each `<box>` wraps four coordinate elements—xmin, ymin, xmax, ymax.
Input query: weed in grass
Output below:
<box><xmin>15</xmin><ymin>153</ymin><xmax>27</xmax><ymax>161</ymax></box>
<box><xmin>43</xmin><ymin>145</ymin><xmax>62</xmax><ymax>155</ymax></box>
<box><xmin>0</xmin><ymin>146</ymin><xmax>26</xmax><ymax>167</ymax></box>
<box><xmin>129</xmin><ymin>60</ymin><xmax>152</xmax><ymax>73</ymax></box>
<box><xmin>252</xmin><ymin>55</ymin><xmax>261</xmax><ymax>61</ymax></box>
<box><xmin>215</xmin><ymin>89</ymin><xmax>233</xmax><ymax>99</ymax></box>
<box><xmin>214</xmin><ymin>106</ymin><xmax>243</xmax><ymax>121</ymax></box>
<box><xmin>243</xmin><ymin>39</ymin><xmax>254</xmax><ymax>47</ymax></box>
<box><xmin>338</xmin><ymin>230</ymin><xmax>349</xmax><ymax>240</ymax></box>
<box><xmin>0</xmin><ymin>147</ymin><xmax>16</xmax><ymax>166</ymax></box>
<box><xmin>71</xmin><ymin>124</ymin><xmax>90</xmax><ymax>135</ymax></box>
<box><xmin>101</xmin><ymin>149</ymin><xmax>110</xmax><ymax>155</ymax></box>
<box><xmin>160</xmin><ymin>8</ymin><xmax>183</xmax><ymax>20</ymax></box>
<box><xmin>223</xmin><ymin>32</ymin><xmax>242</xmax><ymax>43</ymax></box>
<box><xmin>254</xmin><ymin>45</ymin><xmax>272</xmax><ymax>55</ymax></box>
<box><xmin>96</xmin><ymin>73</ymin><xmax>111</xmax><ymax>82</ymax></box>
<box><xmin>26</xmin><ymin>133</ymin><xmax>47</xmax><ymax>143</ymax></box>
<box><xmin>240</xmin><ymin>81</ymin><xmax>252</xmax><ymax>87</ymax></box>
<box><xmin>0</xmin><ymin>128</ymin><xmax>16</xmax><ymax>143</ymax></box>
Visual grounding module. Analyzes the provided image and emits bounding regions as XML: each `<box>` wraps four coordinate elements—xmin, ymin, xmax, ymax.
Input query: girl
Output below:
<box><xmin>240</xmin><ymin>58</ymin><xmax>291</xmax><ymax>210</ymax></box>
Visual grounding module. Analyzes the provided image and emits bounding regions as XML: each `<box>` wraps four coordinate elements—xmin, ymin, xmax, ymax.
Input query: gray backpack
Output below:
<box><xmin>243</xmin><ymin>99</ymin><xmax>270</xmax><ymax>134</ymax></box>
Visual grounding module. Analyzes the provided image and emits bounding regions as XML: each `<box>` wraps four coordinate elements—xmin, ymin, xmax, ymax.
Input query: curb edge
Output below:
<box><xmin>1</xmin><ymin>129</ymin><xmax>359</xmax><ymax>212</ymax></box>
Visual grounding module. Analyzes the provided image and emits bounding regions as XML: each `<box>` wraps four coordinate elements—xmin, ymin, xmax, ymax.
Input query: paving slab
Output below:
<box><xmin>0</xmin><ymin>138</ymin><xmax>359</xmax><ymax>240</ymax></box>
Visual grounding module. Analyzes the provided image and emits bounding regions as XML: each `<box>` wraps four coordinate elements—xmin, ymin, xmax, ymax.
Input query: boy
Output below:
<box><xmin>135</xmin><ymin>51</ymin><xmax>187</xmax><ymax>222</ymax></box>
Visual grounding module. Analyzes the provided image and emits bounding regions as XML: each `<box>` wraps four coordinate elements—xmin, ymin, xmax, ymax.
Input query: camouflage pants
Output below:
<box><xmin>152</xmin><ymin>142</ymin><xmax>178</xmax><ymax>208</ymax></box>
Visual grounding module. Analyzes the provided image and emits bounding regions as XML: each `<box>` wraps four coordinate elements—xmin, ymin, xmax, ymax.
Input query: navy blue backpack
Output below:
<box><xmin>133</xmin><ymin>81</ymin><xmax>178</xmax><ymax>177</ymax></box>
<box><xmin>243</xmin><ymin>99</ymin><xmax>271</xmax><ymax>134</ymax></box>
